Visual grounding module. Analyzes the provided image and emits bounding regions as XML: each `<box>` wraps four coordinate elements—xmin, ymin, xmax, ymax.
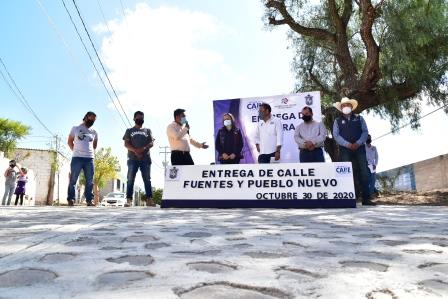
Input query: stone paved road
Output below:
<box><xmin>0</xmin><ymin>206</ymin><xmax>447</xmax><ymax>299</ymax></box>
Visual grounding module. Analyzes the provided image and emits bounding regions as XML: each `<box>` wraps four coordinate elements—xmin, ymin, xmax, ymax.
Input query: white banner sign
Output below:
<box><xmin>213</xmin><ymin>91</ymin><xmax>322</xmax><ymax>164</ymax></box>
<box><xmin>163</xmin><ymin>162</ymin><xmax>355</xmax><ymax>202</ymax></box>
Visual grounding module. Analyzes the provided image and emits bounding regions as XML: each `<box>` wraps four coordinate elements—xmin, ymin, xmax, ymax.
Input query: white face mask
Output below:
<box><xmin>342</xmin><ymin>107</ymin><xmax>352</xmax><ymax>114</ymax></box>
<box><xmin>223</xmin><ymin>119</ymin><xmax>232</xmax><ymax>127</ymax></box>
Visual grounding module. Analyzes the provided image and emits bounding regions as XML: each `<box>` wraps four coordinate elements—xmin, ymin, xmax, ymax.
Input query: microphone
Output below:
<box><xmin>185</xmin><ymin>121</ymin><xmax>190</xmax><ymax>134</ymax></box>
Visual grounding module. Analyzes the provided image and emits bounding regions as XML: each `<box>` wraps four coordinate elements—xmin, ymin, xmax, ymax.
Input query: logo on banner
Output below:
<box><xmin>246</xmin><ymin>102</ymin><xmax>262</xmax><ymax>110</ymax></box>
<box><xmin>281</xmin><ymin>97</ymin><xmax>289</xmax><ymax>104</ymax></box>
<box><xmin>335</xmin><ymin>165</ymin><xmax>352</xmax><ymax>176</ymax></box>
<box><xmin>167</xmin><ymin>167</ymin><xmax>180</xmax><ymax>180</ymax></box>
<box><xmin>305</xmin><ymin>94</ymin><xmax>313</xmax><ymax>106</ymax></box>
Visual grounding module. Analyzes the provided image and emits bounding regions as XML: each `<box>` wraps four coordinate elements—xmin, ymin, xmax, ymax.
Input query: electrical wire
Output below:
<box><xmin>61</xmin><ymin>0</ymin><xmax>129</xmax><ymax>129</ymax></box>
<box><xmin>71</xmin><ymin>0</ymin><xmax>133</xmax><ymax>127</ymax></box>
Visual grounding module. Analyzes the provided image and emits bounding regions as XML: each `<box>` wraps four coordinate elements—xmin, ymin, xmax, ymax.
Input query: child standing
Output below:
<box><xmin>14</xmin><ymin>168</ymin><xmax>28</xmax><ymax>206</ymax></box>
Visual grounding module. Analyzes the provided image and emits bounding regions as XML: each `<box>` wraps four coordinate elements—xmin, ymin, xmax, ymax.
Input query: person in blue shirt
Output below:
<box><xmin>333</xmin><ymin>97</ymin><xmax>375</xmax><ymax>206</ymax></box>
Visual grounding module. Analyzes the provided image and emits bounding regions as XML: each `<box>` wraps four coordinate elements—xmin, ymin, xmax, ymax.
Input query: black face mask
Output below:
<box><xmin>85</xmin><ymin>119</ymin><xmax>95</xmax><ymax>128</ymax></box>
<box><xmin>366</xmin><ymin>139</ymin><xmax>372</xmax><ymax>144</ymax></box>
<box><xmin>302</xmin><ymin>115</ymin><xmax>312</xmax><ymax>122</ymax></box>
<box><xmin>135</xmin><ymin>119</ymin><xmax>144</xmax><ymax>126</ymax></box>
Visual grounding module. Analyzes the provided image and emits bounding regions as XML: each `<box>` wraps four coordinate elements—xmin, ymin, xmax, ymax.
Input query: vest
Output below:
<box><xmin>336</xmin><ymin>114</ymin><xmax>363</xmax><ymax>143</ymax></box>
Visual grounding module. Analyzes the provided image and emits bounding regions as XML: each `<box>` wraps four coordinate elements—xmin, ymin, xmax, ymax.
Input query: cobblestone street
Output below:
<box><xmin>0</xmin><ymin>206</ymin><xmax>447</xmax><ymax>298</ymax></box>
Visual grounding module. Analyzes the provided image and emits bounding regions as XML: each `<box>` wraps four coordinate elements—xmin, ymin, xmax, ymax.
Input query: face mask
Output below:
<box><xmin>302</xmin><ymin>115</ymin><xmax>312</xmax><ymax>122</ymax></box>
<box><xmin>342</xmin><ymin>107</ymin><xmax>352</xmax><ymax>115</ymax></box>
<box><xmin>223</xmin><ymin>119</ymin><xmax>232</xmax><ymax>127</ymax></box>
<box><xmin>135</xmin><ymin>119</ymin><xmax>144</xmax><ymax>126</ymax></box>
<box><xmin>366</xmin><ymin>139</ymin><xmax>372</xmax><ymax>144</ymax></box>
<box><xmin>9</xmin><ymin>164</ymin><xmax>14</xmax><ymax>168</ymax></box>
<box><xmin>85</xmin><ymin>119</ymin><xmax>95</xmax><ymax>127</ymax></box>
<box><xmin>180</xmin><ymin>117</ymin><xmax>187</xmax><ymax>125</ymax></box>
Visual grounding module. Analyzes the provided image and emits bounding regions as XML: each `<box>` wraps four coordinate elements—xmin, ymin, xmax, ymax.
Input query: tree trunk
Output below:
<box><xmin>94</xmin><ymin>184</ymin><xmax>100</xmax><ymax>206</ymax></box>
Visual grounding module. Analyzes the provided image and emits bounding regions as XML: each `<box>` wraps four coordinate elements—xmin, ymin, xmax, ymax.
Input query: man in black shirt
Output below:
<box><xmin>123</xmin><ymin>111</ymin><xmax>154</xmax><ymax>206</ymax></box>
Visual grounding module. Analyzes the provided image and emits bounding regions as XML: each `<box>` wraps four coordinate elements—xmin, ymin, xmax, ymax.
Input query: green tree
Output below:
<box><xmin>80</xmin><ymin>147</ymin><xmax>121</xmax><ymax>204</ymax></box>
<box><xmin>0</xmin><ymin>118</ymin><xmax>30</xmax><ymax>157</ymax></box>
<box><xmin>152</xmin><ymin>188</ymin><xmax>163</xmax><ymax>205</ymax></box>
<box><xmin>265</xmin><ymin>0</ymin><xmax>448</xmax><ymax>160</ymax></box>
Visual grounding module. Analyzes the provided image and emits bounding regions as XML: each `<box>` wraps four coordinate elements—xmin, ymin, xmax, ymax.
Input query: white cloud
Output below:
<box><xmin>96</xmin><ymin>4</ymin><xmax>228</xmax><ymax>118</ymax></box>
<box><xmin>94</xmin><ymin>2</ymin><xmax>296</xmax><ymax>188</ymax></box>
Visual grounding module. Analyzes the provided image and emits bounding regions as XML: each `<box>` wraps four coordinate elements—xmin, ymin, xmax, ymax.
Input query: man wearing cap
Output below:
<box><xmin>333</xmin><ymin>98</ymin><xmax>375</xmax><ymax>205</ymax></box>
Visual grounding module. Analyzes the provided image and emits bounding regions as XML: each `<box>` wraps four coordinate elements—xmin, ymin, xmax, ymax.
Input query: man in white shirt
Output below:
<box><xmin>294</xmin><ymin>106</ymin><xmax>327</xmax><ymax>162</ymax></box>
<box><xmin>255</xmin><ymin>103</ymin><xmax>283</xmax><ymax>163</ymax></box>
<box><xmin>365</xmin><ymin>134</ymin><xmax>379</xmax><ymax>196</ymax></box>
<box><xmin>67</xmin><ymin>111</ymin><xmax>98</xmax><ymax>207</ymax></box>
<box><xmin>166</xmin><ymin>108</ymin><xmax>209</xmax><ymax>165</ymax></box>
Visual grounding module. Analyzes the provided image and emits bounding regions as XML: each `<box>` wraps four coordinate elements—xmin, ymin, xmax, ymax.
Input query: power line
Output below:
<box><xmin>373</xmin><ymin>103</ymin><xmax>448</xmax><ymax>141</ymax></box>
<box><xmin>96</xmin><ymin>0</ymin><xmax>112</xmax><ymax>34</ymax></box>
<box><xmin>71</xmin><ymin>0</ymin><xmax>133</xmax><ymax>127</ymax></box>
<box><xmin>61</xmin><ymin>0</ymin><xmax>129</xmax><ymax>129</ymax></box>
<box><xmin>35</xmin><ymin>0</ymin><xmax>89</xmax><ymax>80</ymax></box>
<box><xmin>0</xmin><ymin>57</ymin><xmax>55</xmax><ymax>136</ymax></box>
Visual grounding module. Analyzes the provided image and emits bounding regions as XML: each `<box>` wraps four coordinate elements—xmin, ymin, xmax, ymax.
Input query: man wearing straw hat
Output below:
<box><xmin>333</xmin><ymin>97</ymin><xmax>375</xmax><ymax>206</ymax></box>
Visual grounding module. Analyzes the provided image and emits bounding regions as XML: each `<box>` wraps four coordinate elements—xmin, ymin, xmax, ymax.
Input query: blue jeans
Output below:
<box><xmin>339</xmin><ymin>145</ymin><xmax>370</xmax><ymax>201</ymax></box>
<box><xmin>68</xmin><ymin>157</ymin><xmax>94</xmax><ymax>202</ymax></box>
<box><xmin>127</xmin><ymin>160</ymin><xmax>152</xmax><ymax>199</ymax></box>
<box><xmin>300</xmin><ymin>148</ymin><xmax>325</xmax><ymax>163</ymax></box>
<box><xmin>368</xmin><ymin>171</ymin><xmax>377</xmax><ymax>196</ymax></box>
<box><xmin>258</xmin><ymin>152</ymin><xmax>276</xmax><ymax>164</ymax></box>
<box><xmin>2</xmin><ymin>184</ymin><xmax>15</xmax><ymax>205</ymax></box>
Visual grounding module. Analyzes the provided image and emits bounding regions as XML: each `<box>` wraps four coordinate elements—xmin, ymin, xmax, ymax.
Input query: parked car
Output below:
<box><xmin>100</xmin><ymin>192</ymin><xmax>128</xmax><ymax>207</ymax></box>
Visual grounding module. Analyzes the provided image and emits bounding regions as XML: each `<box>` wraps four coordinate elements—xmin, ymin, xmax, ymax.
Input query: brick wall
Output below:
<box><xmin>414</xmin><ymin>154</ymin><xmax>448</xmax><ymax>191</ymax></box>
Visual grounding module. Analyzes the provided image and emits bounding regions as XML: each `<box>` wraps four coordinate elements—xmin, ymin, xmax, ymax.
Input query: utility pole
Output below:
<box><xmin>159</xmin><ymin>146</ymin><xmax>171</xmax><ymax>175</ymax></box>
<box><xmin>54</xmin><ymin>135</ymin><xmax>61</xmax><ymax>204</ymax></box>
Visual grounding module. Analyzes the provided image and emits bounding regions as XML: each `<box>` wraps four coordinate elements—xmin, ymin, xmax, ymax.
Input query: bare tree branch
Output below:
<box><xmin>266</xmin><ymin>0</ymin><xmax>336</xmax><ymax>44</ymax></box>
<box><xmin>359</xmin><ymin>0</ymin><xmax>381</xmax><ymax>92</ymax></box>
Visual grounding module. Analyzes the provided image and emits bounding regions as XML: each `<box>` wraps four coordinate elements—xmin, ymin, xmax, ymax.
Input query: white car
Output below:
<box><xmin>100</xmin><ymin>192</ymin><xmax>128</xmax><ymax>207</ymax></box>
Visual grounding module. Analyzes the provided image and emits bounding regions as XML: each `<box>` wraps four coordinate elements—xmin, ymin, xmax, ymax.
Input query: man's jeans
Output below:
<box><xmin>67</xmin><ymin>157</ymin><xmax>94</xmax><ymax>202</ymax></box>
<box><xmin>300</xmin><ymin>147</ymin><xmax>325</xmax><ymax>163</ymax></box>
<box><xmin>2</xmin><ymin>184</ymin><xmax>15</xmax><ymax>205</ymax></box>
<box><xmin>368</xmin><ymin>171</ymin><xmax>377</xmax><ymax>196</ymax></box>
<box><xmin>339</xmin><ymin>145</ymin><xmax>370</xmax><ymax>201</ymax></box>
<box><xmin>258</xmin><ymin>152</ymin><xmax>276</xmax><ymax>164</ymax></box>
<box><xmin>127</xmin><ymin>160</ymin><xmax>152</xmax><ymax>199</ymax></box>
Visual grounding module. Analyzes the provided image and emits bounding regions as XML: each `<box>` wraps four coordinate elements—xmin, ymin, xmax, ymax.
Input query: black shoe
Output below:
<box><xmin>68</xmin><ymin>199</ymin><xmax>74</xmax><ymax>207</ymax></box>
<box><xmin>86</xmin><ymin>201</ymin><xmax>95</xmax><ymax>207</ymax></box>
<box><xmin>362</xmin><ymin>200</ymin><xmax>377</xmax><ymax>206</ymax></box>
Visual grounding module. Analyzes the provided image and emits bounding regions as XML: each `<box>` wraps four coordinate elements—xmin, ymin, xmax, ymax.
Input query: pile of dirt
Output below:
<box><xmin>374</xmin><ymin>189</ymin><xmax>448</xmax><ymax>206</ymax></box>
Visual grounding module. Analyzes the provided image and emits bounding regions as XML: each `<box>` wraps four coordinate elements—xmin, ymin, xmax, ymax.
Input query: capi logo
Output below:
<box><xmin>246</xmin><ymin>102</ymin><xmax>262</xmax><ymax>110</ymax></box>
<box><xmin>335</xmin><ymin>165</ymin><xmax>351</xmax><ymax>175</ymax></box>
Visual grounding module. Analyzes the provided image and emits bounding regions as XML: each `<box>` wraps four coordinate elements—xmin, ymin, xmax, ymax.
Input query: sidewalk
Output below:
<box><xmin>0</xmin><ymin>206</ymin><xmax>447</xmax><ymax>298</ymax></box>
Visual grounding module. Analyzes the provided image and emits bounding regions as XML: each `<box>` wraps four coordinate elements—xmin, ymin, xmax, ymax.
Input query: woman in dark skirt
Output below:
<box><xmin>215</xmin><ymin>113</ymin><xmax>244</xmax><ymax>164</ymax></box>
<box><xmin>14</xmin><ymin>168</ymin><xmax>28</xmax><ymax>206</ymax></box>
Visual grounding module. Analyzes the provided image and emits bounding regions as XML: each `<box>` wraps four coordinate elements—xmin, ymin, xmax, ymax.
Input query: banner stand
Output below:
<box><xmin>161</xmin><ymin>199</ymin><xmax>356</xmax><ymax>209</ymax></box>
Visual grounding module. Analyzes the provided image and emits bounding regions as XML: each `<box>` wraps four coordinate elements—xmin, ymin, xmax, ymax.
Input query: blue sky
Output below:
<box><xmin>1</xmin><ymin>0</ymin><xmax>447</xmax><ymax>189</ymax></box>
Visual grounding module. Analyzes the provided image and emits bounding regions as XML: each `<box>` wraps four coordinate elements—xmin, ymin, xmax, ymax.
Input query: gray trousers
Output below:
<box><xmin>2</xmin><ymin>184</ymin><xmax>15</xmax><ymax>205</ymax></box>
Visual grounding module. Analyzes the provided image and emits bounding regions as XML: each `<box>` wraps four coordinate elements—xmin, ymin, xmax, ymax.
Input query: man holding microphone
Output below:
<box><xmin>166</xmin><ymin>108</ymin><xmax>209</xmax><ymax>165</ymax></box>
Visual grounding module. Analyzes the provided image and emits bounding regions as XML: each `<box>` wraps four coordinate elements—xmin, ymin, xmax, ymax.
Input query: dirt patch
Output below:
<box><xmin>374</xmin><ymin>189</ymin><xmax>448</xmax><ymax>206</ymax></box>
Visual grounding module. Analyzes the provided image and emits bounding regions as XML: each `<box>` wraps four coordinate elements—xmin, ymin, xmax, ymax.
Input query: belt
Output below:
<box><xmin>172</xmin><ymin>150</ymin><xmax>190</xmax><ymax>154</ymax></box>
